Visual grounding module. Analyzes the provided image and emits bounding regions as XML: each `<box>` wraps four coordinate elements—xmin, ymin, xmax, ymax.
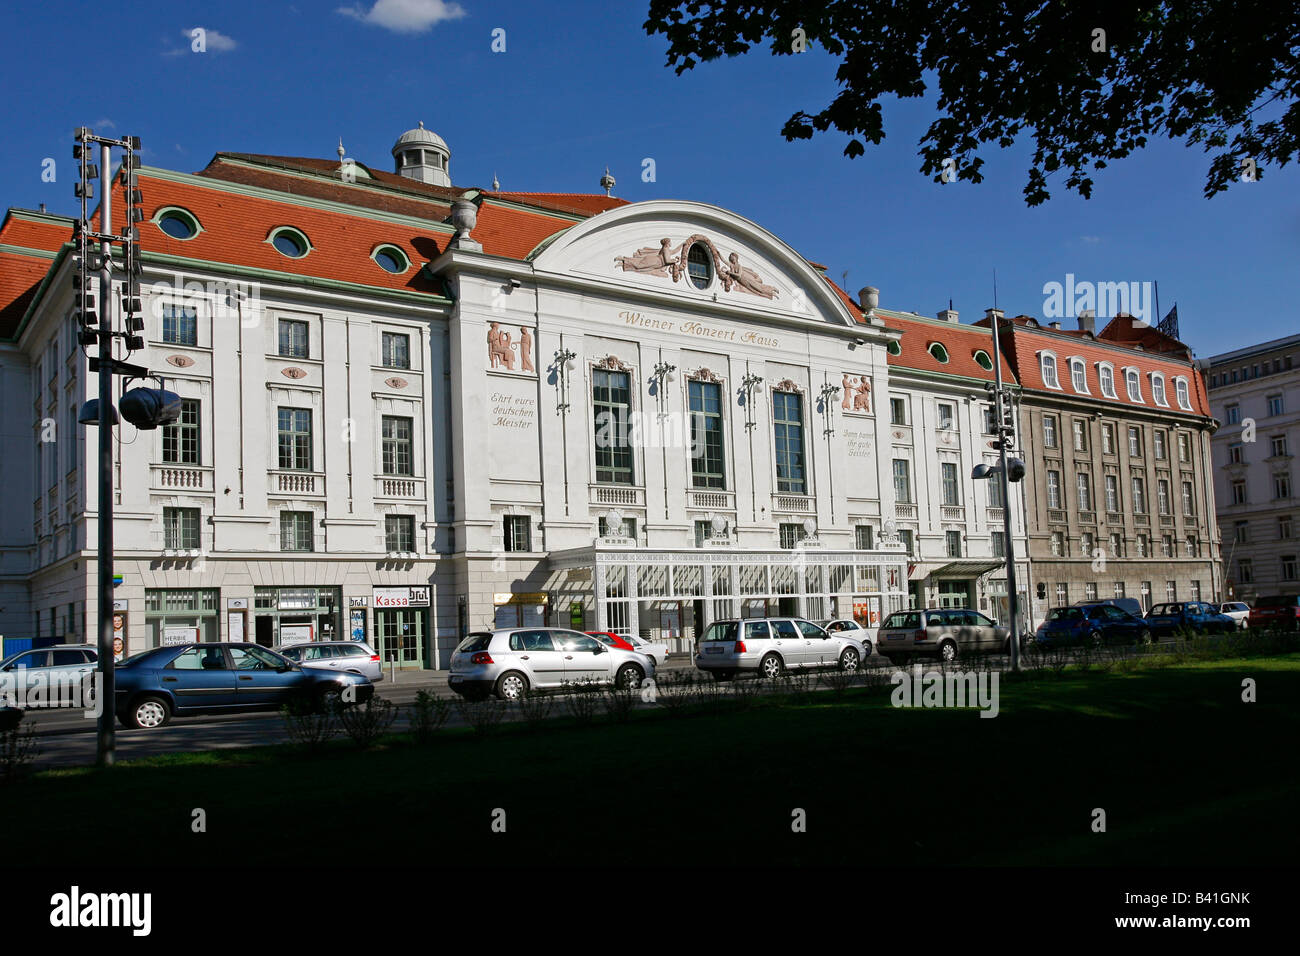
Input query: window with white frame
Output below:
<box><xmin>1125</xmin><ymin>368</ymin><xmax>1143</xmax><ymax>402</ymax></box>
<box><xmin>1151</xmin><ymin>373</ymin><xmax>1168</xmax><ymax>406</ymax></box>
<box><xmin>1040</xmin><ymin>353</ymin><xmax>1061</xmax><ymax>389</ymax></box>
<box><xmin>1098</xmin><ymin>363</ymin><xmax>1117</xmax><ymax>399</ymax></box>
<box><xmin>1105</xmin><ymin>474</ymin><xmax>1119</xmax><ymax>512</ymax></box>
<box><xmin>1069</xmin><ymin>358</ymin><xmax>1088</xmax><ymax>393</ymax></box>
<box><xmin>503</xmin><ymin>515</ymin><xmax>531</xmax><ymax>552</ymax></box>
<box><xmin>1175</xmin><ymin>377</ymin><xmax>1192</xmax><ymax>410</ymax></box>
<box><xmin>1047</xmin><ymin>470</ymin><xmax>1062</xmax><ymax>509</ymax></box>
<box><xmin>1043</xmin><ymin>414</ymin><xmax>1058</xmax><ymax>448</ymax></box>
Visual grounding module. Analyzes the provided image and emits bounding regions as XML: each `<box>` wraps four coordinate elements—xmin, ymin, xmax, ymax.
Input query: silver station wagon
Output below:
<box><xmin>876</xmin><ymin>608</ymin><xmax>1012</xmax><ymax>663</ymax></box>
<box><xmin>448</xmin><ymin>628</ymin><xmax>655</xmax><ymax>700</ymax></box>
<box><xmin>694</xmin><ymin>618</ymin><xmax>867</xmax><ymax>679</ymax></box>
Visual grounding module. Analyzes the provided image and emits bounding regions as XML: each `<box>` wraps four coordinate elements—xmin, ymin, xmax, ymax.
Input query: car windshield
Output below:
<box><xmin>1046</xmin><ymin>608</ymin><xmax>1083</xmax><ymax>623</ymax></box>
<box><xmin>701</xmin><ymin>621</ymin><xmax>738</xmax><ymax>643</ymax></box>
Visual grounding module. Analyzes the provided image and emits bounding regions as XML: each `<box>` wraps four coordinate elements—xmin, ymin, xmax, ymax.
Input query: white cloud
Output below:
<box><xmin>338</xmin><ymin>0</ymin><xmax>466</xmax><ymax>34</ymax></box>
<box><xmin>93</xmin><ymin>118</ymin><xmax>116</xmax><ymax>130</ymax></box>
<box><xmin>1080</xmin><ymin>235</ymin><xmax>1102</xmax><ymax>244</ymax></box>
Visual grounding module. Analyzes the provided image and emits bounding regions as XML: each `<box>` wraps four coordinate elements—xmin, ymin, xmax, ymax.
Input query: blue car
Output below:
<box><xmin>1145</xmin><ymin>602</ymin><xmax>1236</xmax><ymax>639</ymax></box>
<box><xmin>114</xmin><ymin>642</ymin><xmax>374</xmax><ymax>729</ymax></box>
<box><xmin>1034</xmin><ymin>603</ymin><xmax>1153</xmax><ymax>648</ymax></box>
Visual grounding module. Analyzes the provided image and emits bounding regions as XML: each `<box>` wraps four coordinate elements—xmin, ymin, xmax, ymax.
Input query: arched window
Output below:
<box><xmin>1040</xmin><ymin>352</ymin><xmax>1061</xmax><ymax>389</ymax></box>
<box><xmin>887</xmin><ymin>340</ymin><xmax>902</xmax><ymax>356</ymax></box>
<box><xmin>1069</xmin><ymin>358</ymin><xmax>1089</xmax><ymax>393</ymax></box>
<box><xmin>1097</xmin><ymin>363</ymin><xmax>1117</xmax><ymax>399</ymax></box>
<box><xmin>928</xmin><ymin>342</ymin><xmax>949</xmax><ymax>363</ymax></box>
<box><xmin>1175</xmin><ymin>377</ymin><xmax>1192</xmax><ymax>410</ymax></box>
<box><xmin>1151</xmin><ymin>372</ymin><xmax>1169</xmax><ymax>406</ymax></box>
<box><xmin>973</xmin><ymin>350</ymin><xmax>993</xmax><ymax>371</ymax></box>
<box><xmin>1125</xmin><ymin>368</ymin><xmax>1143</xmax><ymax>402</ymax></box>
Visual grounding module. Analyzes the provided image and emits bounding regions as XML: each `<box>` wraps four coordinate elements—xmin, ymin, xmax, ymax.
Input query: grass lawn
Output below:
<box><xmin>9</xmin><ymin>655</ymin><xmax>1299</xmax><ymax>866</ymax></box>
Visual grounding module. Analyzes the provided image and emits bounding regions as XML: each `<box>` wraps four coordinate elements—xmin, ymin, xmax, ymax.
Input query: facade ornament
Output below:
<box><xmin>487</xmin><ymin>321</ymin><xmax>516</xmax><ymax>369</ymax></box>
<box><xmin>593</xmin><ymin>355</ymin><xmax>632</xmax><ymax>372</ymax></box>
<box><xmin>841</xmin><ymin>374</ymin><xmax>872</xmax><ymax>413</ymax></box>
<box><xmin>519</xmin><ymin>326</ymin><xmax>534</xmax><ymax>373</ymax></box>
<box><xmin>689</xmin><ymin>367</ymin><xmax>723</xmax><ymax>384</ymax></box>
<box><xmin>614</xmin><ymin>234</ymin><xmax>779</xmax><ymax>299</ymax></box>
<box><xmin>773</xmin><ymin>378</ymin><xmax>803</xmax><ymax>394</ymax></box>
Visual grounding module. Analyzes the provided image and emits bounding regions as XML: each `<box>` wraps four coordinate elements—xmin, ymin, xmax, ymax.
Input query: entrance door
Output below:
<box><xmin>938</xmin><ymin>581</ymin><xmax>971</xmax><ymax>609</ymax></box>
<box><xmin>375</xmin><ymin>609</ymin><xmax>425</xmax><ymax>668</ymax></box>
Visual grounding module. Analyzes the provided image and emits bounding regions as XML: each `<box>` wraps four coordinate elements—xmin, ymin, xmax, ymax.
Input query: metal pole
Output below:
<box><xmin>96</xmin><ymin>142</ymin><xmax>115</xmax><ymax>766</ymax></box>
<box><xmin>989</xmin><ymin>315</ymin><xmax>1021</xmax><ymax>672</ymax></box>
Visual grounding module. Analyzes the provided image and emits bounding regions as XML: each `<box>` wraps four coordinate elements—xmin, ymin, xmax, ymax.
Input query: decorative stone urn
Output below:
<box><xmin>451</xmin><ymin>199</ymin><xmax>478</xmax><ymax>238</ymax></box>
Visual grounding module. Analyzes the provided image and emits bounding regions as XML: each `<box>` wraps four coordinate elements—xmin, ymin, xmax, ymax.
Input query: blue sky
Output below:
<box><xmin>1</xmin><ymin>0</ymin><xmax>1294</xmax><ymax>358</ymax></box>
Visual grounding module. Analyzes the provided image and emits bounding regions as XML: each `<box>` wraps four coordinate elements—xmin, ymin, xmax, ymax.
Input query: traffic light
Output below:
<box><xmin>118</xmin><ymin>387</ymin><xmax>181</xmax><ymax>429</ymax></box>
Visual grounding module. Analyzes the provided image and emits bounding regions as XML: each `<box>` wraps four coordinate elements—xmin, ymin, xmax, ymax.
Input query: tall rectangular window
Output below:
<box><xmin>1043</xmin><ymin>415</ymin><xmax>1058</xmax><ymax>448</ymax></box>
<box><xmin>941</xmin><ymin>462</ymin><xmax>959</xmax><ymax>506</ymax></box>
<box><xmin>161</xmin><ymin>305</ymin><xmax>197</xmax><ymax>346</ymax></box>
<box><xmin>593</xmin><ymin>370</ymin><xmax>634</xmax><ymax>485</ymax></box>
<box><xmin>278</xmin><ymin>319</ymin><xmax>309</xmax><ymax>358</ymax></box>
<box><xmin>162</xmin><ymin>398</ymin><xmax>201</xmax><ymax>464</ymax></box>
<box><xmin>945</xmin><ymin>530</ymin><xmax>962</xmax><ymax>557</ymax></box>
<box><xmin>503</xmin><ymin>515</ymin><xmax>531</xmax><ymax>552</ymax></box>
<box><xmin>381</xmin><ymin>331</ymin><xmax>410</xmax><ymax>369</ymax></box>
<box><xmin>277</xmin><ymin>408</ymin><xmax>312</xmax><ymax>470</ymax></box>
<box><xmin>1105</xmin><ymin>474</ymin><xmax>1119</xmax><ymax>512</ymax></box>
<box><xmin>772</xmin><ymin>391</ymin><xmax>806</xmax><ymax>494</ymax></box>
<box><xmin>1128</xmin><ymin>427</ymin><xmax>1142</xmax><ymax>457</ymax></box>
<box><xmin>1153</xmin><ymin>430</ymin><xmax>1167</xmax><ymax>460</ymax></box>
<box><xmin>1275</xmin><ymin>472</ymin><xmax>1293</xmax><ymax>500</ymax></box>
<box><xmin>1101</xmin><ymin>423</ymin><xmax>1115</xmax><ymax>455</ymax></box>
<box><xmin>937</xmin><ymin>403</ymin><xmax>955</xmax><ymax>430</ymax></box>
<box><xmin>988</xmin><ymin>474</ymin><xmax>1005</xmax><ymax>508</ymax></box>
<box><xmin>855</xmin><ymin>525</ymin><xmax>874</xmax><ymax>550</ymax></box>
<box><xmin>1268</xmin><ymin>394</ymin><xmax>1284</xmax><ymax>417</ymax></box>
<box><xmin>1047</xmin><ymin>470</ymin><xmax>1061</xmax><ymax>509</ymax></box>
<box><xmin>892</xmin><ymin>459</ymin><xmax>912</xmax><ymax>504</ymax></box>
<box><xmin>779</xmin><ymin>523</ymin><xmax>803</xmax><ymax>549</ymax></box>
<box><xmin>163</xmin><ymin>507</ymin><xmax>200</xmax><ymax>550</ymax></box>
<box><xmin>689</xmin><ymin>380</ymin><xmax>725</xmax><ymax>489</ymax></box>
<box><xmin>1076</xmin><ymin>472</ymin><xmax>1092</xmax><ymax>511</ymax></box>
<box><xmin>381</xmin><ymin>416</ymin><xmax>414</xmax><ymax>476</ymax></box>
<box><xmin>1157</xmin><ymin>479</ymin><xmax>1171</xmax><ymax>515</ymax></box>
<box><xmin>1055</xmin><ymin>583</ymin><xmax>1068</xmax><ymax>607</ymax></box>
<box><xmin>1231</xmin><ymin>480</ymin><xmax>1246</xmax><ymax>505</ymax></box>
<box><xmin>898</xmin><ymin>529</ymin><xmax>915</xmax><ymax>555</ymax></box>
<box><xmin>280</xmin><ymin>511</ymin><xmax>313</xmax><ymax>552</ymax></box>
<box><xmin>1132</xmin><ymin>477</ymin><xmax>1147</xmax><ymax>513</ymax></box>
<box><xmin>1182</xmin><ymin>481</ymin><xmax>1195</xmax><ymax>516</ymax></box>
<box><xmin>386</xmin><ymin>515</ymin><xmax>416</xmax><ymax>553</ymax></box>
<box><xmin>1085</xmin><ymin>582</ymin><xmax>1098</xmax><ymax>601</ymax></box>
<box><xmin>1072</xmin><ymin>419</ymin><xmax>1087</xmax><ymax>452</ymax></box>
<box><xmin>991</xmin><ymin>531</ymin><xmax>1006</xmax><ymax>557</ymax></box>
<box><xmin>890</xmin><ymin>397</ymin><xmax>907</xmax><ymax>425</ymax></box>
<box><xmin>1178</xmin><ymin>432</ymin><xmax>1191</xmax><ymax>462</ymax></box>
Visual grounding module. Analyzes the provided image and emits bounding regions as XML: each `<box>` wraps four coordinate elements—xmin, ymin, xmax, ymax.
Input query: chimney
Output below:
<box><xmin>984</xmin><ymin>308</ymin><xmax>1004</xmax><ymax>324</ymax></box>
<box><xmin>937</xmin><ymin>307</ymin><xmax>959</xmax><ymax>323</ymax></box>
<box><xmin>1048</xmin><ymin>321</ymin><xmax>1062</xmax><ymax>330</ymax></box>
<box><xmin>1077</xmin><ymin>309</ymin><xmax>1095</xmax><ymax>334</ymax></box>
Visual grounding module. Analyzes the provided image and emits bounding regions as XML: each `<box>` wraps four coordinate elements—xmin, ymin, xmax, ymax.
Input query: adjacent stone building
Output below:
<box><xmin>1202</xmin><ymin>333</ymin><xmax>1300</xmax><ymax>602</ymax></box>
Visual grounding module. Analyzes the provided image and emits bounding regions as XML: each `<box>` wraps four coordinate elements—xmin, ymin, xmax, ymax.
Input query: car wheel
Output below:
<box><xmin>318</xmin><ymin>684</ymin><xmax>345</xmax><ymax>712</ymax></box>
<box><xmin>862</xmin><ymin>641</ymin><xmax>873</xmax><ymax>657</ymax></box>
<box><xmin>1087</xmin><ymin>630</ymin><xmax>1103</xmax><ymax>648</ymax></box>
<box><xmin>615</xmin><ymin>663</ymin><xmax>644</xmax><ymax>690</ymax></box>
<box><xmin>759</xmin><ymin>653</ymin><xmax>784</xmax><ymax>680</ymax></box>
<box><xmin>939</xmin><ymin>640</ymin><xmax>957</xmax><ymax>662</ymax></box>
<box><xmin>127</xmin><ymin>695</ymin><xmax>170</xmax><ymax>729</ymax></box>
<box><xmin>838</xmin><ymin>647</ymin><xmax>860</xmax><ymax>671</ymax></box>
<box><xmin>495</xmin><ymin>671</ymin><xmax>529</xmax><ymax>701</ymax></box>
<box><xmin>648</xmin><ymin>656</ymin><xmax>658</xmax><ymax>667</ymax></box>
<box><xmin>1138</xmin><ymin>628</ymin><xmax>1153</xmax><ymax>645</ymax></box>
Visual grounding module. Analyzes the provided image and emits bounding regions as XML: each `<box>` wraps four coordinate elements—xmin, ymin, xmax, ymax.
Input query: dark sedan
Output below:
<box><xmin>1035</xmin><ymin>603</ymin><xmax>1153</xmax><ymax>648</ymax></box>
<box><xmin>113</xmin><ymin>642</ymin><xmax>374</xmax><ymax>728</ymax></box>
<box><xmin>1145</xmin><ymin>602</ymin><xmax>1236</xmax><ymax>638</ymax></box>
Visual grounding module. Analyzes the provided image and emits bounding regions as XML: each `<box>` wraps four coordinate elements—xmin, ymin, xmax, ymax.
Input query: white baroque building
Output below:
<box><xmin>0</xmin><ymin>125</ymin><xmax>1029</xmax><ymax>667</ymax></box>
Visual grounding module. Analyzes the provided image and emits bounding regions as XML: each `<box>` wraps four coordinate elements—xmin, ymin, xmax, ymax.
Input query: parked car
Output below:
<box><xmin>0</xmin><ymin>645</ymin><xmax>98</xmax><ymax>707</ymax></box>
<box><xmin>695</xmin><ymin>618</ymin><xmax>867</xmax><ymax>679</ymax></box>
<box><xmin>820</xmin><ymin>619</ymin><xmax>874</xmax><ymax>656</ymax></box>
<box><xmin>587</xmin><ymin>631</ymin><xmax>635</xmax><ymax>651</ymax></box>
<box><xmin>275</xmin><ymin>641</ymin><xmax>383</xmax><ymax>682</ymax></box>
<box><xmin>1145</xmin><ymin>602</ymin><xmax>1236</xmax><ymax>639</ymax></box>
<box><xmin>1034</xmin><ymin>603</ymin><xmax>1152</xmax><ymax>648</ymax></box>
<box><xmin>113</xmin><ymin>642</ymin><xmax>374</xmax><ymax>729</ymax></box>
<box><xmin>587</xmin><ymin>630</ymin><xmax>670</xmax><ymax>667</ymax></box>
<box><xmin>1248</xmin><ymin>595</ymin><xmax>1300</xmax><ymax>630</ymax></box>
<box><xmin>875</xmin><ymin>608</ymin><xmax>1012</xmax><ymax>663</ymax></box>
<box><xmin>449</xmin><ymin>628</ymin><xmax>654</xmax><ymax>700</ymax></box>
<box><xmin>1096</xmin><ymin>597</ymin><xmax>1145</xmax><ymax>619</ymax></box>
<box><xmin>1214</xmin><ymin>602</ymin><xmax>1251</xmax><ymax>630</ymax></box>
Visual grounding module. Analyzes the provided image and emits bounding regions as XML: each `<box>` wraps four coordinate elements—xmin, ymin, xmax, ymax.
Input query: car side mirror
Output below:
<box><xmin>593</xmin><ymin>644</ymin><xmax>605</xmax><ymax>654</ymax></box>
<box><xmin>278</xmin><ymin>664</ymin><xmax>292</xmax><ymax>672</ymax></box>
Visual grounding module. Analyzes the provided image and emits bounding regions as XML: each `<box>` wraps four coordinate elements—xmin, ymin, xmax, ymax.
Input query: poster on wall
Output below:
<box><xmin>162</xmin><ymin>625</ymin><xmax>198</xmax><ymax>646</ymax></box>
<box><xmin>660</xmin><ymin>608</ymin><xmax>681</xmax><ymax>640</ymax></box>
<box><xmin>112</xmin><ymin>612</ymin><xmax>126</xmax><ymax>660</ymax></box>
<box><xmin>227</xmin><ymin>611</ymin><xmax>245</xmax><ymax>643</ymax></box>
<box><xmin>350</xmin><ymin>609</ymin><xmax>366</xmax><ymax>642</ymax></box>
<box><xmin>279</xmin><ymin>623</ymin><xmax>313</xmax><ymax>645</ymax></box>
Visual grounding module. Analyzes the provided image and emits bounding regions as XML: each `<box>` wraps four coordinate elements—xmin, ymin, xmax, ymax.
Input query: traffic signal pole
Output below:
<box><xmin>96</xmin><ymin>141</ymin><xmax>115</xmax><ymax>767</ymax></box>
<box><xmin>989</xmin><ymin>314</ymin><xmax>1022</xmax><ymax>672</ymax></box>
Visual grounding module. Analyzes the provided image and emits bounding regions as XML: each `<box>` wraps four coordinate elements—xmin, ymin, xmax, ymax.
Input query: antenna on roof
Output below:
<box><xmin>993</xmin><ymin>269</ymin><xmax>999</xmax><ymax>310</ymax></box>
<box><xmin>841</xmin><ymin>269</ymin><xmax>849</xmax><ymax>292</ymax></box>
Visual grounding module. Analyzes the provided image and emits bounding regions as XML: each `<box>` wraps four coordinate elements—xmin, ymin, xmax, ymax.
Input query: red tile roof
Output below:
<box><xmin>1098</xmin><ymin>313</ymin><xmax>1192</xmax><ymax>356</ymax></box>
<box><xmin>482</xmin><ymin>191</ymin><xmax>628</xmax><ymax>217</ymax></box>
<box><xmin>0</xmin><ymin>210</ymin><xmax>71</xmax><ymax>339</ymax></box>
<box><xmin>991</xmin><ymin>317</ymin><xmax>1210</xmax><ymax>417</ymax></box>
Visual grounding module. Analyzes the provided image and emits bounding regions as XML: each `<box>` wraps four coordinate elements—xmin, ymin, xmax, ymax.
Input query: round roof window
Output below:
<box><xmin>374</xmin><ymin>247</ymin><xmax>406</xmax><ymax>274</ymax></box>
<box><xmin>156</xmin><ymin>210</ymin><xmax>198</xmax><ymax>240</ymax></box>
<box><xmin>272</xmin><ymin>229</ymin><xmax>308</xmax><ymax>259</ymax></box>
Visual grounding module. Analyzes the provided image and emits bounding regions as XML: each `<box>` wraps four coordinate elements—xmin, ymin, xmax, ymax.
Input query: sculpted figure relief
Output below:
<box><xmin>488</xmin><ymin>321</ymin><xmax>516</xmax><ymax>370</ymax></box>
<box><xmin>519</xmin><ymin>326</ymin><xmax>534</xmax><ymax>372</ymax></box>
<box><xmin>614</xmin><ymin>235</ymin><xmax>779</xmax><ymax>300</ymax></box>
<box><xmin>721</xmin><ymin>252</ymin><xmax>778</xmax><ymax>299</ymax></box>
<box><xmin>615</xmin><ymin>238</ymin><xmax>683</xmax><ymax>279</ymax></box>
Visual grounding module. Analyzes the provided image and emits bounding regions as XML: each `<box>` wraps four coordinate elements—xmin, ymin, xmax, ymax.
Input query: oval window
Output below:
<box><xmin>157</xmin><ymin>211</ymin><xmax>197</xmax><ymax>240</ymax></box>
<box><xmin>928</xmin><ymin>343</ymin><xmax>949</xmax><ymax>363</ymax></box>
<box><xmin>974</xmin><ymin>350</ymin><xmax>993</xmax><ymax>371</ymax></box>
<box><xmin>272</xmin><ymin>229</ymin><xmax>309</xmax><ymax>259</ymax></box>
<box><xmin>686</xmin><ymin>243</ymin><xmax>712</xmax><ymax>290</ymax></box>
<box><xmin>374</xmin><ymin>247</ymin><xmax>406</xmax><ymax>274</ymax></box>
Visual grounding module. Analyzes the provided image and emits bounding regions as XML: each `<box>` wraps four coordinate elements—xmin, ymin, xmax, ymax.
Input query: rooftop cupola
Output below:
<box><xmin>392</xmin><ymin>121</ymin><xmax>451</xmax><ymax>187</ymax></box>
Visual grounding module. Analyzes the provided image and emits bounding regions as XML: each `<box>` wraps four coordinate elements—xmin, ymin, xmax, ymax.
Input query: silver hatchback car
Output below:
<box><xmin>695</xmin><ymin>618</ymin><xmax>868</xmax><ymax>680</ymax></box>
<box><xmin>448</xmin><ymin>628</ymin><xmax>656</xmax><ymax>700</ymax></box>
<box><xmin>275</xmin><ymin>641</ymin><xmax>384</xmax><ymax>682</ymax></box>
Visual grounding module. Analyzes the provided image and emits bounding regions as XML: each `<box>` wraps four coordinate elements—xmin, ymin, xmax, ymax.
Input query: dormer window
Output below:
<box><xmin>928</xmin><ymin>342</ymin><xmax>949</xmax><ymax>363</ymax></box>
<box><xmin>1069</xmin><ymin>358</ymin><xmax>1089</xmax><ymax>393</ymax></box>
<box><xmin>1151</xmin><ymin>372</ymin><xmax>1169</xmax><ymax>407</ymax></box>
<box><xmin>973</xmin><ymin>350</ymin><xmax>993</xmax><ymax>371</ymax></box>
<box><xmin>1125</xmin><ymin>368</ymin><xmax>1143</xmax><ymax>402</ymax></box>
<box><xmin>1098</xmin><ymin>363</ymin><xmax>1117</xmax><ymax>399</ymax></box>
<box><xmin>268</xmin><ymin>226</ymin><xmax>311</xmax><ymax>259</ymax></box>
<box><xmin>1040</xmin><ymin>352</ymin><xmax>1061</xmax><ymax>389</ymax></box>
<box><xmin>1175</xmin><ymin>377</ymin><xmax>1192</xmax><ymax>410</ymax></box>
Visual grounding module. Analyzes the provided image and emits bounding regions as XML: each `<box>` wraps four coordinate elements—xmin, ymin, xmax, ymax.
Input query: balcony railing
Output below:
<box><xmin>773</xmin><ymin>494</ymin><xmax>814</xmax><ymax>514</ymax></box>
<box><xmin>269</xmin><ymin>470</ymin><xmax>325</xmax><ymax>496</ymax></box>
<box><xmin>377</xmin><ymin>476</ymin><xmax>425</xmax><ymax>499</ymax></box>
<box><xmin>1159</xmin><ymin>514</ymin><xmax>1174</xmax><ymax>527</ymax></box>
<box><xmin>590</xmin><ymin>484</ymin><xmax>644</xmax><ymax>507</ymax></box>
<box><xmin>152</xmin><ymin>465</ymin><xmax>211</xmax><ymax>492</ymax></box>
<box><xmin>893</xmin><ymin>502</ymin><xmax>917</xmax><ymax>519</ymax></box>
<box><xmin>1078</xmin><ymin>510</ymin><xmax>1097</xmax><ymax>525</ymax></box>
<box><xmin>940</xmin><ymin>505</ymin><xmax>965</xmax><ymax>521</ymax></box>
<box><xmin>688</xmin><ymin>490</ymin><xmax>734</xmax><ymax>511</ymax></box>
<box><xmin>1047</xmin><ymin>509</ymin><xmax>1067</xmax><ymax>524</ymax></box>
